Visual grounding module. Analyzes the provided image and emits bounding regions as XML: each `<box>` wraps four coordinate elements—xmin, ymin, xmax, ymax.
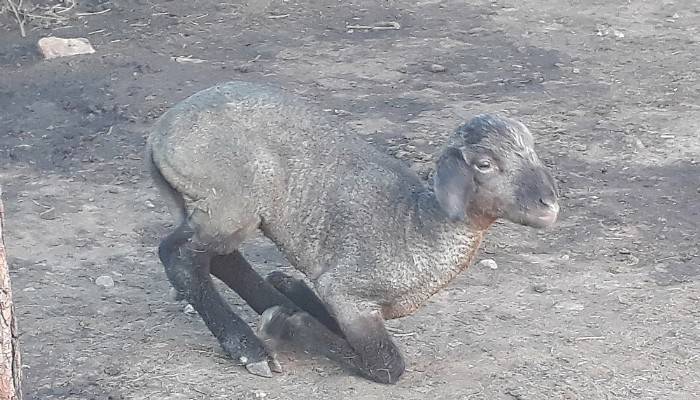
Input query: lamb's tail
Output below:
<box><xmin>145</xmin><ymin>141</ymin><xmax>188</xmax><ymax>225</ymax></box>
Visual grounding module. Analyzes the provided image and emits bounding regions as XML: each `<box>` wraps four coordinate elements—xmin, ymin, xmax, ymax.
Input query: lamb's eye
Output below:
<box><xmin>475</xmin><ymin>159</ymin><xmax>493</xmax><ymax>172</ymax></box>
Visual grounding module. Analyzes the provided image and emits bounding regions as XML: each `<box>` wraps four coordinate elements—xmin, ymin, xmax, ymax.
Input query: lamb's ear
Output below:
<box><xmin>434</xmin><ymin>147</ymin><xmax>475</xmax><ymax>221</ymax></box>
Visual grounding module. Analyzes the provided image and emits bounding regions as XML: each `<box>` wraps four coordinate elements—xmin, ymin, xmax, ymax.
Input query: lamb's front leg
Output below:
<box><xmin>265</xmin><ymin>271</ymin><xmax>342</xmax><ymax>335</ymax></box>
<box><xmin>260</xmin><ymin>296</ymin><xmax>405</xmax><ymax>384</ymax></box>
<box><xmin>209</xmin><ymin>252</ymin><xmax>299</xmax><ymax>314</ymax></box>
<box><xmin>326</xmin><ymin>300</ymin><xmax>405</xmax><ymax>384</ymax></box>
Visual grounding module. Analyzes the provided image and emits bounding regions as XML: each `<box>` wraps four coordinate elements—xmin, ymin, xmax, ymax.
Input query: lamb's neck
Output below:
<box><xmin>379</xmin><ymin>187</ymin><xmax>489</xmax><ymax>319</ymax></box>
<box><xmin>412</xmin><ymin>189</ymin><xmax>491</xmax><ymax>241</ymax></box>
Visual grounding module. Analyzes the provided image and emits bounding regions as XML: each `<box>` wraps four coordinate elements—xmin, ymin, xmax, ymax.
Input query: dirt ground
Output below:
<box><xmin>1</xmin><ymin>0</ymin><xmax>698</xmax><ymax>399</ymax></box>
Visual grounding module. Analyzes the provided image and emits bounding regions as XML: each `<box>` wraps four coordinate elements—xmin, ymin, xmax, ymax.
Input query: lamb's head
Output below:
<box><xmin>434</xmin><ymin>114</ymin><xmax>559</xmax><ymax>229</ymax></box>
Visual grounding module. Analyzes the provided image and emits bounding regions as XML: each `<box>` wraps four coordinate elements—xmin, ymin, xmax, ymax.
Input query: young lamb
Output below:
<box><xmin>147</xmin><ymin>81</ymin><xmax>559</xmax><ymax>384</ymax></box>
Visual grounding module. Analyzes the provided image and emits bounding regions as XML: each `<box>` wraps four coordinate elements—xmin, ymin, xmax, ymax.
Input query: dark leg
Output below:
<box><xmin>331</xmin><ymin>306</ymin><xmax>405</xmax><ymax>384</ymax></box>
<box><xmin>158</xmin><ymin>222</ymin><xmax>275</xmax><ymax>377</ymax></box>
<box><xmin>209</xmin><ymin>252</ymin><xmax>299</xmax><ymax>315</ymax></box>
<box><xmin>265</xmin><ymin>271</ymin><xmax>342</xmax><ymax>335</ymax></box>
<box><xmin>259</xmin><ymin>306</ymin><xmax>357</xmax><ymax>363</ymax></box>
<box><xmin>260</xmin><ymin>300</ymin><xmax>405</xmax><ymax>384</ymax></box>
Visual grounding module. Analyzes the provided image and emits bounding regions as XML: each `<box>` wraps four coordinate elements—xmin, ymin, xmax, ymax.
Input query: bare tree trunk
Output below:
<box><xmin>0</xmin><ymin>188</ymin><xmax>22</xmax><ymax>400</ymax></box>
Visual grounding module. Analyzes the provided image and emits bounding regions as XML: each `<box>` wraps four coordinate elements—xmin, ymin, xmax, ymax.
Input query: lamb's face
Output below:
<box><xmin>434</xmin><ymin>114</ymin><xmax>559</xmax><ymax>229</ymax></box>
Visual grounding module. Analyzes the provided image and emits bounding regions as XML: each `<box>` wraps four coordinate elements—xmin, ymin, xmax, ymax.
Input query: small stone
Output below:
<box><xmin>23</xmin><ymin>287</ymin><xmax>37</xmax><ymax>292</ymax></box>
<box><xmin>183</xmin><ymin>304</ymin><xmax>197</xmax><ymax>315</ymax></box>
<box><xmin>533</xmin><ymin>284</ymin><xmax>547</xmax><ymax>293</ymax></box>
<box><xmin>478</xmin><ymin>259</ymin><xmax>498</xmax><ymax>270</ymax></box>
<box><xmin>561</xmin><ymin>254</ymin><xmax>570</xmax><ymax>261</ymax></box>
<box><xmin>234</xmin><ymin>64</ymin><xmax>251</xmax><ymax>73</ymax></box>
<box><xmin>332</xmin><ymin>109</ymin><xmax>352</xmax><ymax>117</ymax></box>
<box><xmin>39</xmin><ymin>208</ymin><xmax>57</xmax><ymax>220</ymax></box>
<box><xmin>95</xmin><ymin>275</ymin><xmax>115</xmax><ymax>288</ymax></box>
<box><xmin>144</xmin><ymin>200</ymin><xmax>156</xmax><ymax>209</ymax></box>
<box><xmin>607</xmin><ymin>264</ymin><xmax>623</xmax><ymax>274</ymax></box>
<box><xmin>572</xmin><ymin>68</ymin><xmax>580</xmax><ymax>74</ymax></box>
<box><xmin>429</xmin><ymin>63</ymin><xmax>447</xmax><ymax>73</ymax></box>
<box><xmin>252</xmin><ymin>390</ymin><xmax>267</xmax><ymax>398</ymax></box>
<box><xmin>394</xmin><ymin>150</ymin><xmax>409</xmax><ymax>159</ymax></box>
<box><xmin>38</xmin><ymin>37</ymin><xmax>96</xmax><ymax>59</ymax></box>
<box><xmin>618</xmin><ymin>248</ymin><xmax>631</xmax><ymax>255</ymax></box>
<box><xmin>555</xmin><ymin>301</ymin><xmax>584</xmax><ymax>311</ymax></box>
<box><xmin>103</xmin><ymin>364</ymin><xmax>122</xmax><ymax>376</ymax></box>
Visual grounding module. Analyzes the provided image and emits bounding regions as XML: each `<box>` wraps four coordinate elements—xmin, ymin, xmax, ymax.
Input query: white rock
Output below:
<box><xmin>429</xmin><ymin>63</ymin><xmax>447</xmax><ymax>73</ymax></box>
<box><xmin>183</xmin><ymin>304</ymin><xmax>197</xmax><ymax>315</ymax></box>
<box><xmin>95</xmin><ymin>275</ymin><xmax>115</xmax><ymax>288</ymax></box>
<box><xmin>478</xmin><ymin>258</ymin><xmax>498</xmax><ymax>270</ymax></box>
<box><xmin>38</xmin><ymin>37</ymin><xmax>95</xmax><ymax>59</ymax></box>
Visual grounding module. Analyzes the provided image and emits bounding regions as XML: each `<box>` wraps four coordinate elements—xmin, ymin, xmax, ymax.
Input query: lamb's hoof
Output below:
<box><xmin>269</xmin><ymin>356</ymin><xmax>283</xmax><ymax>373</ymax></box>
<box><xmin>245</xmin><ymin>360</ymin><xmax>273</xmax><ymax>378</ymax></box>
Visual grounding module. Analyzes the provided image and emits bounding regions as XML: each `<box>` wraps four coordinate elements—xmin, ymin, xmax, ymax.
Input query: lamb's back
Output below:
<box><xmin>149</xmin><ymin>81</ymin><xmax>422</xmax><ymax>249</ymax></box>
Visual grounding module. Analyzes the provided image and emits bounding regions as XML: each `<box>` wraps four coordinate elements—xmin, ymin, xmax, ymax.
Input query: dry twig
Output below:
<box><xmin>3</xmin><ymin>0</ymin><xmax>26</xmax><ymax>37</ymax></box>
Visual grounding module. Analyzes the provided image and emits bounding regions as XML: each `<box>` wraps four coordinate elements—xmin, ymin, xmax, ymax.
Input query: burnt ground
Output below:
<box><xmin>0</xmin><ymin>0</ymin><xmax>698</xmax><ymax>399</ymax></box>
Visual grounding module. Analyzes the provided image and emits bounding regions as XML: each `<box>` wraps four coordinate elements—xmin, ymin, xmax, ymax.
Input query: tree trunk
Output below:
<box><xmin>0</xmin><ymin>188</ymin><xmax>22</xmax><ymax>400</ymax></box>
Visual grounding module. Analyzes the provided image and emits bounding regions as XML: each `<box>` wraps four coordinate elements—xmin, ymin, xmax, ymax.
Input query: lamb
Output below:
<box><xmin>146</xmin><ymin>81</ymin><xmax>560</xmax><ymax>384</ymax></box>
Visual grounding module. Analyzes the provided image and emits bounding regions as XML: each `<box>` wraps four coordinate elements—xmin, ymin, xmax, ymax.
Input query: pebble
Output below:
<box><xmin>103</xmin><ymin>365</ymin><xmax>122</xmax><ymax>376</ymax></box>
<box><xmin>554</xmin><ymin>301</ymin><xmax>584</xmax><ymax>311</ymax></box>
<box><xmin>183</xmin><ymin>304</ymin><xmax>197</xmax><ymax>315</ymax></box>
<box><xmin>144</xmin><ymin>200</ymin><xmax>156</xmax><ymax>209</ymax></box>
<box><xmin>38</xmin><ymin>37</ymin><xmax>95</xmax><ymax>59</ymax></box>
<box><xmin>252</xmin><ymin>390</ymin><xmax>267</xmax><ymax>399</ymax></box>
<box><xmin>95</xmin><ymin>275</ymin><xmax>115</xmax><ymax>288</ymax></box>
<box><xmin>561</xmin><ymin>254</ymin><xmax>570</xmax><ymax>261</ymax></box>
<box><xmin>429</xmin><ymin>63</ymin><xmax>447</xmax><ymax>73</ymax></box>
<box><xmin>478</xmin><ymin>258</ymin><xmax>498</xmax><ymax>270</ymax></box>
<box><xmin>533</xmin><ymin>284</ymin><xmax>547</xmax><ymax>293</ymax></box>
<box><xmin>332</xmin><ymin>109</ymin><xmax>352</xmax><ymax>117</ymax></box>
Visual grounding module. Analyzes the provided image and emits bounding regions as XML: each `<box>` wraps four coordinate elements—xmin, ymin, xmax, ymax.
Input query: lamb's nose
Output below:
<box><xmin>539</xmin><ymin>196</ymin><xmax>559</xmax><ymax>213</ymax></box>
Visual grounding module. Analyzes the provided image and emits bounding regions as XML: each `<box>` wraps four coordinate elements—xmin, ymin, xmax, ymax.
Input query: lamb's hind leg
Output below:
<box><xmin>158</xmin><ymin>222</ymin><xmax>276</xmax><ymax>377</ymax></box>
